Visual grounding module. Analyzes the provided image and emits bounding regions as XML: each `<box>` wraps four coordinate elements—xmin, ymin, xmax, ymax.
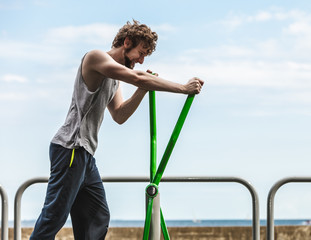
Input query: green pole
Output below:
<box><xmin>160</xmin><ymin>208</ymin><xmax>170</xmax><ymax>240</ymax></box>
<box><xmin>152</xmin><ymin>94</ymin><xmax>195</xmax><ymax>186</ymax></box>
<box><xmin>143</xmin><ymin>197</ymin><xmax>154</xmax><ymax>240</ymax></box>
<box><xmin>149</xmin><ymin>91</ymin><xmax>157</xmax><ymax>181</ymax></box>
<box><xmin>144</xmin><ymin>91</ymin><xmax>195</xmax><ymax>239</ymax></box>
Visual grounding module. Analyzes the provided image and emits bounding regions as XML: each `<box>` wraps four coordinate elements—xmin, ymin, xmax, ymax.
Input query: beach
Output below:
<box><xmin>6</xmin><ymin>226</ymin><xmax>311</xmax><ymax>240</ymax></box>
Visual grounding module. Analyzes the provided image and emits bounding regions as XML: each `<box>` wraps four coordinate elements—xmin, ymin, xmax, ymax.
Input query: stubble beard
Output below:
<box><xmin>124</xmin><ymin>49</ymin><xmax>134</xmax><ymax>69</ymax></box>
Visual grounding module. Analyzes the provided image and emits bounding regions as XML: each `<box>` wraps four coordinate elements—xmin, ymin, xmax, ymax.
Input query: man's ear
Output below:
<box><xmin>124</xmin><ymin>37</ymin><xmax>132</xmax><ymax>49</ymax></box>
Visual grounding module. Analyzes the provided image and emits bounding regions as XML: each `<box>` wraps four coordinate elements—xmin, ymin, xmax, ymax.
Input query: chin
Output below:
<box><xmin>125</xmin><ymin>64</ymin><xmax>134</xmax><ymax>69</ymax></box>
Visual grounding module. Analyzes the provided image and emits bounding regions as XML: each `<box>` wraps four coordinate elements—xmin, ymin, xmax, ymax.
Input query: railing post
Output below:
<box><xmin>0</xmin><ymin>184</ymin><xmax>8</xmax><ymax>240</ymax></box>
<box><xmin>267</xmin><ymin>177</ymin><xmax>311</xmax><ymax>240</ymax></box>
<box><xmin>14</xmin><ymin>177</ymin><xmax>49</xmax><ymax>240</ymax></box>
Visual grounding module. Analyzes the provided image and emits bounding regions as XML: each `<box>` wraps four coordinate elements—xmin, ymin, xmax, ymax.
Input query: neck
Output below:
<box><xmin>107</xmin><ymin>47</ymin><xmax>125</xmax><ymax>65</ymax></box>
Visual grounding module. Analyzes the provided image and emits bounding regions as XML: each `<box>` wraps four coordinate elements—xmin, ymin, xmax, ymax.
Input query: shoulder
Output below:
<box><xmin>83</xmin><ymin>50</ymin><xmax>114</xmax><ymax>74</ymax></box>
<box><xmin>85</xmin><ymin>50</ymin><xmax>111</xmax><ymax>63</ymax></box>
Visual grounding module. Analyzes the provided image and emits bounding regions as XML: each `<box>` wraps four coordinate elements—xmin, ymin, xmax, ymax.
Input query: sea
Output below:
<box><xmin>13</xmin><ymin>219</ymin><xmax>311</xmax><ymax>228</ymax></box>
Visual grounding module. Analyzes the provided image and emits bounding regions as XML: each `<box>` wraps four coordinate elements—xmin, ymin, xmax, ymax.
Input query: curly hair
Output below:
<box><xmin>112</xmin><ymin>20</ymin><xmax>158</xmax><ymax>55</ymax></box>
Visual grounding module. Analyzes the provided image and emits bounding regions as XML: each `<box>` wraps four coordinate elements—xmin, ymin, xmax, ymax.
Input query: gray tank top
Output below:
<box><xmin>52</xmin><ymin>54</ymin><xmax>119</xmax><ymax>155</ymax></box>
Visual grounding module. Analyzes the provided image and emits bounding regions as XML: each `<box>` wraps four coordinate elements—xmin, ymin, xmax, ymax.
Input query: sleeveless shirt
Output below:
<box><xmin>51</xmin><ymin>54</ymin><xmax>119</xmax><ymax>155</ymax></box>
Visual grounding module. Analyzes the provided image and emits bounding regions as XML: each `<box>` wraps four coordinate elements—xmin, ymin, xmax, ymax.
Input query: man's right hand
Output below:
<box><xmin>184</xmin><ymin>77</ymin><xmax>204</xmax><ymax>94</ymax></box>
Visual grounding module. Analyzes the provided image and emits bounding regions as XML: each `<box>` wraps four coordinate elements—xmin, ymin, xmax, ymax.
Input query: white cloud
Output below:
<box><xmin>0</xmin><ymin>23</ymin><xmax>121</xmax><ymax>68</ymax></box>
<box><xmin>284</xmin><ymin>21</ymin><xmax>311</xmax><ymax>52</ymax></box>
<box><xmin>0</xmin><ymin>92</ymin><xmax>28</xmax><ymax>101</ymax></box>
<box><xmin>169</xmin><ymin>8</ymin><xmax>311</xmax><ymax>96</ymax></box>
<box><xmin>152</xmin><ymin>23</ymin><xmax>177</xmax><ymax>32</ymax></box>
<box><xmin>1</xmin><ymin>74</ymin><xmax>27</xmax><ymax>83</ymax></box>
<box><xmin>248</xmin><ymin>11</ymin><xmax>273</xmax><ymax>22</ymax></box>
<box><xmin>220</xmin><ymin>14</ymin><xmax>244</xmax><ymax>30</ymax></box>
<box><xmin>286</xmin><ymin>21</ymin><xmax>311</xmax><ymax>34</ymax></box>
<box><xmin>0</xmin><ymin>39</ymin><xmax>66</xmax><ymax>64</ymax></box>
<box><xmin>213</xmin><ymin>60</ymin><xmax>310</xmax><ymax>88</ymax></box>
<box><xmin>221</xmin><ymin>9</ymin><xmax>310</xmax><ymax>30</ymax></box>
<box><xmin>44</xmin><ymin>23</ymin><xmax>119</xmax><ymax>45</ymax></box>
<box><xmin>1</xmin><ymin>14</ymin><xmax>311</xmax><ymax>109</ymax></box>
<box><xmin>146</xmin><ymin>54</ymin><xmax>311</xmax><ymax>108</ymax></box>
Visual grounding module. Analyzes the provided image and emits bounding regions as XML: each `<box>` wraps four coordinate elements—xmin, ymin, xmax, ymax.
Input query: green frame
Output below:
<box><xmin>143</xmin><ymin>91</ymin><xmax>195</xmax><ymax>239</ymax></box>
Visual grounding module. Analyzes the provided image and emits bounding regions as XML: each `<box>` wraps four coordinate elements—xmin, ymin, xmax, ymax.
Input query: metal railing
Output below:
<box><xmin>14</xmin><ymin>176</ymin><xmax>260</xmax><ymax>240</ymax></box>
<box><xmin>267</xmin><ymin>177</ymin><xmax>311</xmax><ymax>240</ymax></box>
<box><xmin>0</xmin><ymin>184</ymin><xmax>8</xmax><ymax>240</ymax></box>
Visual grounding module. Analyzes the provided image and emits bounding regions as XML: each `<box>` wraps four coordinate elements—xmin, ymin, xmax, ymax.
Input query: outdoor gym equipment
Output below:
<box><xmin>143</xmin><ymin>90</ymin><xmax>195</xmax><ymax>240</ymax></box>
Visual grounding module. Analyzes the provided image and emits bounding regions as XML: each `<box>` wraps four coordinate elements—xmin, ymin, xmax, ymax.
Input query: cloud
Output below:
<box><xmin>284</xmin><ymin>19</ymin><xmax>311</xmax><ymax>50</ymax></box>
<box><xmin>152</xmin><ymin>23</ymin><xmax>177</xmax><ymax>32</ymax></box>
<box><xmin>0</xmin><ymin>92</ymin><xmax>28</xmax><ymax>101</ymax></box>
<box><xmin>220</xmin><ymin>14</ymin><xmax>244</xmax><ymax>30</ymax></box>
<box><xmin>1</xmin><ymin>15</ymin><xmax>311</xmax><ymax>111</ymax></box>
<box><xmin>145</xmin><ymin>41</ymin><xmax>311</xmax><ymax>109</ymax></box>
<box><xmin>0</xmin><ymin>22</ymin><xmax>122</xmax><ymax>67</ymax></box>
<box><xmin>0</xmin><ymin>38</ymin><xmax>68</xmax><ymax>65</ymax></box>
<box><xmin>167</xmin><ymin>9</ymin><xmax>311</xmax><ymax>96</ymax></box>
<box><xmin>151</xmin><ymin>58</ymin><xmax>311</xmax><ymax>88</ymax></box>
<box><xmin>250</xmin><ymin>11</ymin><xmax>273</xmax><ymax>22</ymax></box>
<box><xmin>221</xmin><ymin>9</ymin><xmax>309</xmax><ymax>30</ymax></box>
<box><xmin>220</xmin><ymin>10</ymin><xmax>274</xmax><ymax>29</ymax></box>
<box><xmin>44</xmin><ymin>23</ymin><xmax>119</xmax><ymax>45</ymax></box>
<box><xmin>286</xmin><ymin>21</ymin><xmax>311</xmax><ymax>35</ymax></box>
<box><xmin>1</xmin><ymin>74</ymin><xmax>27</xmax><ymax>83</ymax></box>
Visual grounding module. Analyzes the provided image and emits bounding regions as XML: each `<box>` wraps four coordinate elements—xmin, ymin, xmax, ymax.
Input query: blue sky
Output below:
<box><xmin>1</xmin><ymin>0</ymin><xmax>311</xmax><ymax>223</ymax></box>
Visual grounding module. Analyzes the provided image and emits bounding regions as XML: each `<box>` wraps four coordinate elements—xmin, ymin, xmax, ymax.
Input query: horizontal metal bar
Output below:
<box><xmin>14</xmin><ymin>176</ymin><xmax>260</xmax><ymax>240</ymax></box>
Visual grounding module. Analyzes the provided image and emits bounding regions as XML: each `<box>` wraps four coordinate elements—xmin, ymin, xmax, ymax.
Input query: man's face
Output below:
<box><xmin>124</xmin><ymin>42</ymin><xmax>148</xmax><ymax>69</ymax></box>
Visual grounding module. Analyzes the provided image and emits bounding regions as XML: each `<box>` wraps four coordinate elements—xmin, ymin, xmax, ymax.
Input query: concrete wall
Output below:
<box><xmin>6</xmin><ymin>226</ymin><xmax>311</xmax><ymax>240</ymax></box>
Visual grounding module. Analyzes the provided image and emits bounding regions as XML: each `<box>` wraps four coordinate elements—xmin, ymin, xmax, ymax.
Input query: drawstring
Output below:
<box><xmin>69</xmin><ymin>149</ymin><xmax>75</xmax><ymax>167</ymax></box>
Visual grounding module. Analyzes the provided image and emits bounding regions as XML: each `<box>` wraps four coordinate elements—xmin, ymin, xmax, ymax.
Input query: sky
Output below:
<box><xmin>1</xmin><ymin>0</ymin><xmax>311</xmax><ymax>224</ymax></box>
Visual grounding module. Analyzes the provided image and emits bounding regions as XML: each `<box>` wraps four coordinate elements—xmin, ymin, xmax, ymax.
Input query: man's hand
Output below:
<box><xmin>184</xmin><ymin>77</ymin><xmax>204</xmax><ymax>94</ymax></box>
<box><xmin>146</xmin><ymin>69</ymin><xmax>159</xmax><ymax>77</ymax></box>
<box><xmin>147</xmin><ymin>70</ymin><xmax>204</xmax><ymax>95</ymax></box>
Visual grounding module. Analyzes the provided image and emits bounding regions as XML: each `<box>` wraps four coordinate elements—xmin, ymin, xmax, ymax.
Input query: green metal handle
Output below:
<box><xmin>149</xmin><ymin>91</ymin><xmax>157</xmax><ymax>181</ymax></box>
<box><xmin>152</xmin><ymin>94</ymin><xmax>195</xmax><ymax>186</ymax></box>
<box><xmin>143</xmin><ymin>197</ymin><xmax>154</xmax><ymax>239</ymax></box>
<box><xmin>144</xmin><ymin>92</ymin><xmax>195</xmax><ymax>240</ymax></box>
<box><xmin>160</xmin><ymin>208</ymin><xmax>170</xmax><ymax>239</ymax></box>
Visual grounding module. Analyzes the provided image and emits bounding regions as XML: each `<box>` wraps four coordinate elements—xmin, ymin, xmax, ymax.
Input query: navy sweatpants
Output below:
<box><xmin>30</xmin><ymin>143</ymin><xmax>110</xmax><ymax>240</ymax></box>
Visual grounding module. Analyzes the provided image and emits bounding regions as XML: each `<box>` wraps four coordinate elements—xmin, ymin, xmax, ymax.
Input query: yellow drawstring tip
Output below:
<box><xmin>69</xmin><ymin>148</ymin><xmax>75</xmax><ymax>167</ymax></box>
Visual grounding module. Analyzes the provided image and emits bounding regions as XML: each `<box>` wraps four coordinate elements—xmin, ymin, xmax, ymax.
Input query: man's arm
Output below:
<box><xmin>108</xmin><ymin>70</ymin><xmax>164</xmax><ymax>124</ymax></box>
<box><xmin>107</xmin><ymin>85</ymin><xmax>147</xmax><ymax>124</ymax></box>
<box><xmin>86</xmin><ymin>50</ymin><xmax>204</xmax><ymax>124</ymax></box>
<box><xmin>85</xmin><ymin>50</ymin><xmax>204</xmax><ymax>94</ymax></box>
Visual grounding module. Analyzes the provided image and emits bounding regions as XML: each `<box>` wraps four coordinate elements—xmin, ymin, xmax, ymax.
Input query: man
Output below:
<box><xmin>30</xmin><ymin>20</ymin><xmax>204</xmax><ymax>240</ymax></box>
